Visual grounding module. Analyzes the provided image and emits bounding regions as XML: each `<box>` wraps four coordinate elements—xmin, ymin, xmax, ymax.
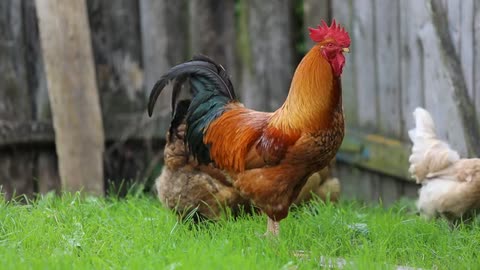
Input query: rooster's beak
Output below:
<box><xmin>342</xmin><ymin>48</ymin><xmax>350</xmax><ymax>53</ymax></box>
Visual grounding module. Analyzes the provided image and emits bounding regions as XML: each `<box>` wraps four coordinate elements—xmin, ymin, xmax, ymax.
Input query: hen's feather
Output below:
<box><xmin>408</xmin><ymin>107</ymin><xmax>460</xmax><ymax>183</ymax></box>
<box><xmin>408</xmin><ymin>107</ymin><xmax>480</xmax><ymax>221</ymax></box>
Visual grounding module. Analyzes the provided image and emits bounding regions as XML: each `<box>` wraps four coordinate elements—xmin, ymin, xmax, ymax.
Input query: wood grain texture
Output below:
<box><xmin>474</xmin><ymin>1</ymin><xmax>480</xmax><ymax>119</ymax></box>
<box><xmin>337</xmin><ymin>129</ymin><xmax>412</xmax><ymax>180</ymax></box>
<box><xmin>429</xmin><ymin>0</ymin><xmax>480</xmax><ymax>157</ymax></box>
<box><xmin>239</xmin><ymin>0</ymin><xmax>294</xmax><ymax>111</ymax></box>
<box><xmin>352</xmin><ymin>0</ymin><xmax>377</xmax><ymax>130</ymax></box>
<box><xmin>331</xmin><ymin>0</ymin><xmax>357</xmax><ymax>126</ymax></box>
<box><xmin>140</xmin><ymin>0</ymin><xmax>188</xmax><ymax>129</ymax></box>
<box><xmin>35</xmin><ymin>0</ymin><xmax>105</xmax><ymax>195</ymax></box>
<box><xmin>0</xmin><ymin>1</ymin><xmax>35</xmax><ymax>199</ymax></box>
<box><xmin>399</xmin><ymin>0</ymin><xmax>428</xmax><ymax>140</ymax></box>
<box><xmin>419</xmin><ymin>15</ymin><xmax>468</xmax><ymax>156</ymax></box>
<box><xmin>190</xmin><ymin>0</ymin><xmax>237</xmax><ymax>87</ymax></box>
<box><xmin>36</xmin><ymin>150</ymin><xmax>60</xmax><ymax>194</ymax></box>
<box><xmin>375</xmin><ymin>0</ymin><xmax>402</xmax><ymax>137</ymax></box>
<box><xmin>87</xmin><ymin>0</ymin><xmax>145</xmax><ymax>116</ymax></box>
<box><xmin>22</xmin><ymin>0</ymin><xmax>59</xmax><ymax>194</ymax></box>
<box><xmin>459</xmin><ymin>0</ymin><xmax>474</xmax><ymax>98</ymax></box>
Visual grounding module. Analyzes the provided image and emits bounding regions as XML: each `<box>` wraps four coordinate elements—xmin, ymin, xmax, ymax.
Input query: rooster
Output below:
<box><xmin>408</xmin><ymin>107</ymin><xmax>480</xmax><ymax>222</ymax></box>
<box><xmin>156</xmin><ymin>110</ymin><xmax>341</xmax><ymax>219</ymax></box>
<box><xmin>148</xmin><ymin>20</ymin><xmax>350</xmax><ymax>235</ymax></box>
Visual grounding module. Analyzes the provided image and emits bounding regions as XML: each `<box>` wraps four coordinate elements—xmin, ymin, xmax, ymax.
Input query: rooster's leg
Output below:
<box><xmin>265</xmin><ymin>217</ymin><xmax>280</xmax><ymax>236</ymax></box>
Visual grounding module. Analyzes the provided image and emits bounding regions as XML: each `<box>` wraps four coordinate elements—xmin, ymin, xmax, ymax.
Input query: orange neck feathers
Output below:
<box><xmin>270</xmin><ymin>45</ymin><xmax>342</xmax><ymax>133</ymax></box>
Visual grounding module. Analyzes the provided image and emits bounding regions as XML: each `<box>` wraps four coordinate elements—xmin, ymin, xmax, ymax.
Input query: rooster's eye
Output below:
<box><xmin>327</xmin><ymin>43</ymin><xmax>334</xmax><ymax>47</ymax></box>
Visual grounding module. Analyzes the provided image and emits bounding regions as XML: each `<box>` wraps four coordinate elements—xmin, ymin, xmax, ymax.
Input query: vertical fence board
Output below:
<box><xmin>22</xmin><ymin>0</ymin><xmax>60</xmax><ymax>193</ymax></box>
<box><xmin>419</xmin><ymin>4</ymin><xmax>468</xmax><ymax>156</ymax></box>
<box><xmin>0</xmin><ymin>1</ymin><xmax>35</xmax><ymax>199</ymax></box>
<box><xmin>22</xmin><ymin>0</ymin><xmax>49</xmax><ymax>121</ymax></box>
<box><xmin>399</xmin><ymin>0</ymin><xmax>428</xmax><ymax>139</ymax></box>
<box><xmin>375</xmin><ymin>0</ymin><xmax>402</xmax><ymax>138</ymax></box>
<box><xmin>240</xmin><ymin>0</ymin><xmax>294</xmax><ymax>111</ymax></box>
<box><xmin>473</xmin><ymin>1</ymin><xmax>480</xmax><ymax>116</ymax></box>
<box><xmin>0</xmin><ymin>149</ymin><xmax>35</xmax><ymax>199</ymax></box>
<box><xmin>36</xmin><ymin>0</ymin><xmax>105</xmax><ymax>195</ymax></box>
<box><xmin>352</xmin><ymin>0</ymin><xmax>377</xmax><ymax>130</ymax></box>
<box><xmin>459</xmin><ymin>0</ymin><xmax>474</xmax><ymax>98</ymax></box>
<box><xmin>140</xmin><ymin>0</ymin><xmax>188</xmax><ymax>119</ymax></box>
<box><xmin>87</xmin><ymin>1</ymin><xmax>148</xmax><ymax>186</ymax></box>
<box><xmin>378</xmin><ymin>176</ymin><xmax>403</xmax><ymax>206</ymax></box>
<box><xmin>447</xmin><ymin>0</ymin><xmax>461</xmax><ymax>53</ymax></box>
<box><xmin>87</xmin><ymin>0</ymin><xmax>144</xmax><ymax>116</ymax></box>
<box><xmin>35</xmin><ymin>150</ymin><xmax>59</xmax><ymax>193</ymax></box>
<box><xmin>402</xmin><ymin>182</ymin><xmax>419</xmax><ymax>199</ymax></box>
<box><xmin>190</xmin><ymin>0</ymin><xmax>236</xmax><ymax>87</ymax></box>
<box><xmin>139</xmin><ymin>0</ymin><xmax>189</xmax><ymax>189</ymax></box>
<box><xmin>335</xmin><ymin>164</ymin><xmax>385</xmax><ymax>203</ymax></box>
<box><xmin>331</xmin><ymin>0</ymin><xmax>357</xmax><ymax>126</ymax></box>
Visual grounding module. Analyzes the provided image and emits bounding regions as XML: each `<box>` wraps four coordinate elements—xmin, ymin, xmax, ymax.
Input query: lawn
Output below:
<box><xmin>1</xmin><ymin>192</ymin><xmax>479</xmax><ymax>270</ymax></box>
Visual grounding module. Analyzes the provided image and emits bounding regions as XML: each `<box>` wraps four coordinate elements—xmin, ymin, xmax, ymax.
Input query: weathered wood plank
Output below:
<box><xmin>0</xmin><ymin>121</ymin><xmax>53</xmax><ymax>145</ymax></box>
<box><xmin>140</xmin><ymin>0</ymin><xmax>188</xmax><ymax>135</ymax></box>
<box><xmin>399</xmin><ymin>0</ymin><xmax>428</xmax><ymax>139</ymax></box>
<box><xmin>87</xmin><ymin>0</ymin><xmax>145</xmax><ymax>116</ymax></box>
<box><xmin>239</xmin><ymin>0</ymin><xmax>294</xmax><ymax>111</ymax></box>
<box><xmin>87</xmin><ymin>0</ymin><xmax>153</xmax><ymax>187</ymax></box>
<box><xmin>22</xmin><ymin>0</ymin><xmax>59</xmax><ymax>194</ymax></box>
<box><xmin>0</xmin><ymin>148</ymin><xmax>35</xmax><ymax>200</ymax></box>
<box><xmin>336</xmin><ymin>162</ymin><xmax>413</xmax><ymax>206</ymax></box>
<box><xmin>0</xmin><ymin>113</ymin><xmax>166</xmax><ymax>146</ymax></box>
<box><xmin>36</xmin><ymin>150</ymin><xmax>59</xmax><ymax>194</ymax></box>
<box><xmin>426</xmin><ymin>0</ymin><xmax>480</xmax><ymax>157</ymax></box>
<box><xmin>0</xmin><ymin>2</ymin><xmax>31</xmax><ymax>132</ymax></box>
<box><xmin>0</xmin><ymin>1</ymin><xmax>35</xmax><ymax>198</ymax></box>
<box><xmin>22</xmin><ymin>0</ymin><xmax>49</xmax><ymax>121</ymax></box>
<box><xmin>473</xmin><ymin>1</ymin><xmax>480</xmax><ymax>116</ymax></box>
<box><xmin>375</xmin><ymin>0</ymin><xmax>402</xmax><ymax>138</ymax></box>
<box><xmin>36</xmin><ymin>0</ymin><xmax>105</xmax><ymax>195</ymax></box>
<box><xmin>459</xmin><ymin>0</ymin><xmax>475</xmax><ymax>98</ymax></box>
<box><xmin>378</xmin><ymin>176</ymin><xmax>403</xmax><ymax>206</ymax></box>
<box><xmin>337</xmin><ymin>129</ymin><xmax>412</xmax><ymax>180</ymax></box>
<box><xmin>352</xmin><ymin>0</ymin><xmax>377</xmax><ymax>130</ymax></box>
<box><xmin>335</xmin><ymin>163</ymin><xmax>378</xmax><ymax>203</ymax></box>
<box><xmin>190</xmin><ymin>0</ymin><xmax>236</xmax><ymax>87</ymax></box>
<box><xmin>446</xmin><ymin>0</ymin><xmax>461</xmax><ymax>53</ymax></box>
<box><xmin>418</xmin><ymin>3</ymin><xmax>466</xmax><ymax>156</ymax></box>
<box><xmin>402</xmin><ymin>182</ymin><xmax>420</xmax><ymax>199</ymax></box>
<box><xmin>331</xmin><ymin>0</ymin><xmax>357</xmax><ymax>126</ymax></box>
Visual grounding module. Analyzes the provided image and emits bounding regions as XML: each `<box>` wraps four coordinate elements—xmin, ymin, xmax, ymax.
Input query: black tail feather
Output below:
<box><xmin>171</xmin><ymin>75</ymin><xmax>188</xmax><ymax>116</ymax></box>
<box><xmin>169</xmin><ymin>99</ymin><xmax>191</xmax><ymax>142</ymax></box>
<box><xmin>147</xmin><ymin>55</ymin><xmax>236</xmax><ymax>164</ymax></box>
<box><xmin>147</xmin><ymin>55</ymin><xmax>236</xmax><ymax>117</ymax></box>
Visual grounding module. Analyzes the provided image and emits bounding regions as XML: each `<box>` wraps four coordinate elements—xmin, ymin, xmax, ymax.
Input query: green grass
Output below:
<box><xmin>1</xmin><ymin>193</ymin><xmax>479</xmax><ymax>270</ymax></box>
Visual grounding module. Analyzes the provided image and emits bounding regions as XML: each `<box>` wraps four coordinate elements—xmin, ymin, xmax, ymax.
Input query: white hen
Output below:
<box><xmin>408</xmin><ymin>107</ymin><xmax>480</xmax><ymax>221</ymax></box>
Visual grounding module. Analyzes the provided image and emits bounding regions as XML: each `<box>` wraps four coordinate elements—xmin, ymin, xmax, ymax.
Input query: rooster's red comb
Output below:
<box><xmin>309</xmin><ymin>19</ymin><xmax>350</xmax><ymax>47</ymax></box>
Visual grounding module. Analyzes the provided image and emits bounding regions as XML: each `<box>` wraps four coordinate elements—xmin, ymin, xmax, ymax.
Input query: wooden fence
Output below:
<box><xmin>1</xmin><ymin>0</ymin><xmax>479</xmax><ymax>204</ymax></box>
